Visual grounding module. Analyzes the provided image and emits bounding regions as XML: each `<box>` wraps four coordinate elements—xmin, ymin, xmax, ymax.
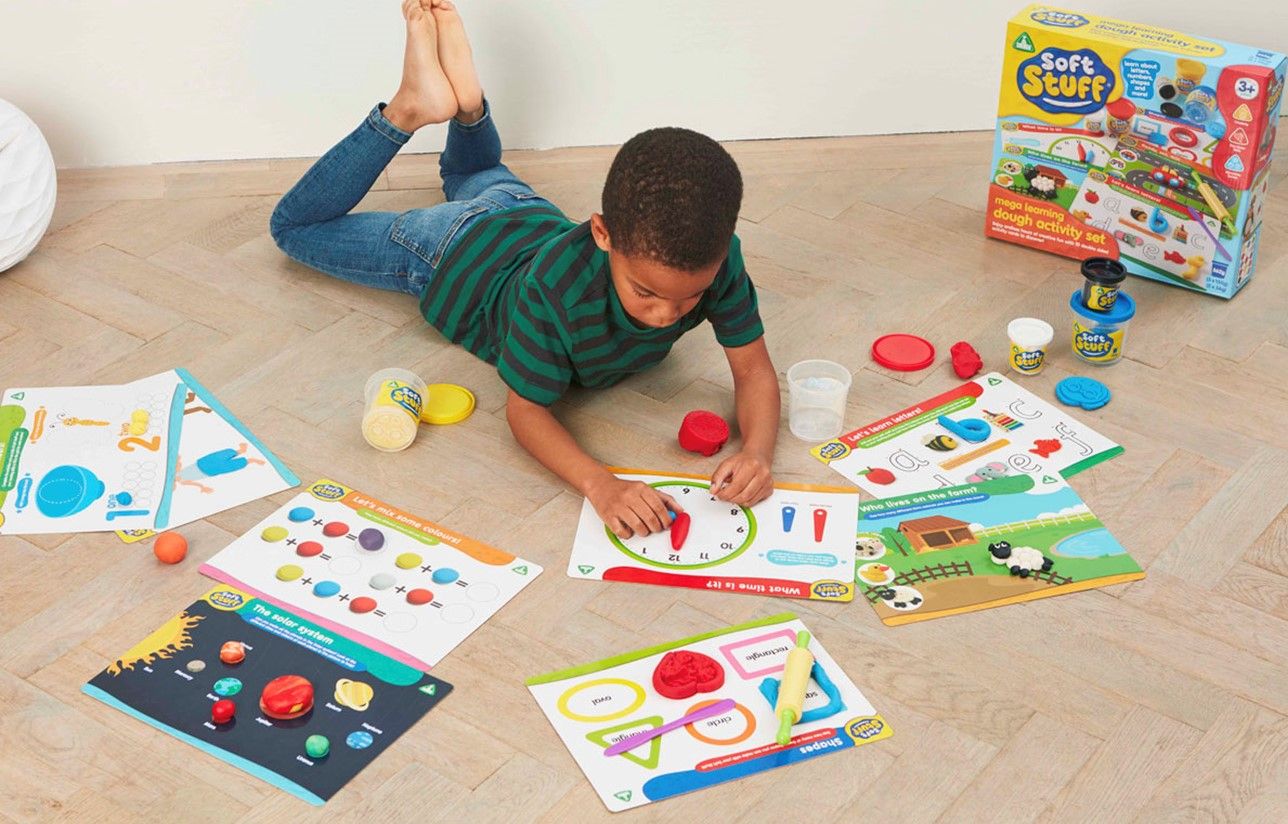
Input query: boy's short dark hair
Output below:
<box><xmin>601</xmin><ymin>127</ymin><xmax>743</xmax><ymax>271</ymax></box>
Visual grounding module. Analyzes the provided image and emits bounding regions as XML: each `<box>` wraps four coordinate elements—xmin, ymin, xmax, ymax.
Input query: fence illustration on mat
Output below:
<box><xmin>973</xmin><ymin>511</ymin><xmax>1098</xmax><ymax>538</ymax></box>
<box><xmin>864</xmin><ymin>559</ymin><xmax>1073</xmax><ymax>601</ymax></box>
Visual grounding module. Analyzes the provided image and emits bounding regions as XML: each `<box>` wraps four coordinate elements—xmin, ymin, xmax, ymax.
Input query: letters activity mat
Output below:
<box><xmin>1069</xmin><ymin>136</ymin><xmax>1237</xmax><ymax>289</ymax></box>
<box><xmin>568</xmin><ymin>469</ymin><xmax>860</xmax><ymax>602</ymax></box>
<box><xmin>0</xmin><ymin>369</ymin><xmax>296</xmax><ymax>535</ymax></box>
<box><xmin>527</xmin><ymin>613</ymin><xmax>890</xmax><ymax>812</ymax></box>
<box><xmin>854</xmin><ymin>475</ymin><xmax>1143</xmax><ymax>626</ymax></box>
<box><xmin>812</xmin><ymin>373</ymin><xmax>1122</xmax><ymax>497</ymax></box>
<box><xmin>201</xmin><ymin>479</ymin><xmax>541</xmax><ymax>671</ymax></box>
<box><xmin>83</xmin><ymin>586</ymin><xmax>451</xmax><ymax>805</ymax></box>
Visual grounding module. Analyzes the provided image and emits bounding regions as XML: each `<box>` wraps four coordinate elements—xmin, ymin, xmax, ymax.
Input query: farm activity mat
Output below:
<box><xmin>83</xmin><ymin>585</ymin><xmax>450</xmax><ymax>805</ymax></box>
<box><xmin>568</xmin><ymin>469</ymin><xmax>860</xmax><ymax>602</ymax></box>
<box><xmin>201</xmin><ymin>479</ymin><xmax>541</xmax><ymax>671</ymax></box>
<box><xmin>527</xmin><ymin>613</ymin><xmax>890</xmax><ymax>812</ymax></box>
<box><xmin>854</xmin><ymin>475</ymin><xmax>1143</xmax><ymax>626</ymax></box>
<box><xmin>812</xmin><ymin>373</ymin><xmax>1122</xmax><ymax>497</ymax></box>
<box><xmin>0</xmin><ymin>369</ymin><xmax>296</xmax><ymax>535</ymax></box>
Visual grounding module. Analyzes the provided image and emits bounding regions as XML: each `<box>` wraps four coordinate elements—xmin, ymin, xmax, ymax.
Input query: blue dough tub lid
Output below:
<box><xmin>1070</xmin><ymin>289</ymin><xmax>1136</xmax><ymax>323</ymax></box>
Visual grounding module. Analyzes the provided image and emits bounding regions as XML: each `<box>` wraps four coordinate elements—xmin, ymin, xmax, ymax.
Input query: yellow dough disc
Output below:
<box><xmin>334</xmin><ymin>678</ymin><xmax>374</xmax><ymax>711</ymax></box>
<box><xmin>420</xmin><ymin>383</ymin><xmax>475</xmax><ymax>425</ymax></box>
<box><xmin>395</xmin><ymin>552</ymin><xmax>422</xmax><ymax>569</ymax></box>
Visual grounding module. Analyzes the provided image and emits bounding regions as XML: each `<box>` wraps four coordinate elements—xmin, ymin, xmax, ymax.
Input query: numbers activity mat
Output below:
<box><xmin>83</xmin><ymin>586</ymin><xmax>450</xmax><ymax>805</ymax></box>
<box><xmin>201</xmin><ymin>480</ymin><xmax>542</xmax><ymax>671</ymax></box>
<box><xmin>0</xmin><ymin>369</ymin><xmax>296</xmax><ymax>535</ymax></box>
<box><xmin>854</xmin><ymin>475</ymin><xmax>1143</xmax><ymax>626</ymax></box>
<box><xmin>568</xmin><ymin>470</ymin><xmax>860</xmax><ymax>602</ymax></box>
<box><xmin>812</xmin><ymin>373</ymin><xmax>1122</xmax><ymax>497</ymax></box>
<box><xmin>527</xmin><ymin>613</ymin><xmax>890</xmax><ymax>812</ymax></box>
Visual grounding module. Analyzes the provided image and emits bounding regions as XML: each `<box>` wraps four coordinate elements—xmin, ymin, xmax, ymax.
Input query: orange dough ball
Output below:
<box><xmin>153</xmin><ymin>531</ymin><xmax>188</xmax><ymax>564</ymax></box>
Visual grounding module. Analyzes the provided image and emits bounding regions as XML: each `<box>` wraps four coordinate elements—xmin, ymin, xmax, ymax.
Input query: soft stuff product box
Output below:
<box><xmin>985</xmin><ymin>6</ymin><xmax>1285</xmax><ymax>298</ymax></box>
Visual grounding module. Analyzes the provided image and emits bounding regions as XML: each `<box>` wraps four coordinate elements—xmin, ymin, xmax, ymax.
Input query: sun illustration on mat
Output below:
<box><xmin>106</xmin><ymin>612</ymin><xmax>204</xmax><ymax>676</ymax></box>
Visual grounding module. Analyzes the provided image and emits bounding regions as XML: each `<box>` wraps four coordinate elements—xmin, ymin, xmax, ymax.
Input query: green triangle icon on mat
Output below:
<box><xmin>512</xmin><ymin>565</ymin><xmax>528</xmax><ymax>575</ymax></box>
<box><xmin>1013</xmin><ymin>32</ymin><xmax>1035</xmax><ymax>52</ymax></box>
<box><xmin>1042</xmin><ymin>475</ymin><xmax>1058</xmax><ymax>484</ymax></box>
<box><xmin>613</xmin><ymin>791</ymin><xmax>633</xmax><ymax>803</ymax></box>
<box><xmin>578</xmin><ymin>565</ymin><xmax>595</xmax><ymax>575</ymax></box>
<box><xmin>10</xmin><ymin>392</ymin><xmax>23</xmax><ymax>401</ymax></box>
<box><xmin>588</xmin><ymin>716</ymin><xmax>663</xmax><ymax>769</ymax></box>
<box><xmin>419</xmin><ymin>683</ymin><xmax>437</xmax><ymax>695</ymax></box>
<box><xmin>988</xmin><ymin>377</ymin><xmax>1002</xmax><ymax>386</ymax></box>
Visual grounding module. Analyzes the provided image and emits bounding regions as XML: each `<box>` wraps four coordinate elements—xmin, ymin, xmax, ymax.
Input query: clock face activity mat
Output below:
<box><xmin>201</xmin><ymin>479</ymin><xmax>541</xmax><ymax>671</ymax></box>
<box><xmin>527</xmin><ymin>613</ymin><xmax>890</xmax><ymax>812</ymax></box>
<box><xmin>0</xmin><ymin>369</ymin><xmax>296</xmax><ymax>535</ymax></box>
<box><xmin>568</xmin><ymin>470</ymin><xmax>860</xmax><ymax>602</ymax></box>
<box><xmin>854</xmin><ymin>475</ymin><xmax>1144</xmax><ymax>625</ymax></box>
<box><xmin>812</xmin><ymin>373</ymin><xmax>1122</xmax><ymax>497</ymax></box>
<box><xmin>83</xmin><ymin>586</ymin><xmax>451</xmax><ymax>805</ymax></box>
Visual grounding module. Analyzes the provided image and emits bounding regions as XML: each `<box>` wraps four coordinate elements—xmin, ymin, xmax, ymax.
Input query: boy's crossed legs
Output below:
<box><xmin>270</xmin><ymin>0</ymin><xmax>551</xmax><ymax>295</ymax></box>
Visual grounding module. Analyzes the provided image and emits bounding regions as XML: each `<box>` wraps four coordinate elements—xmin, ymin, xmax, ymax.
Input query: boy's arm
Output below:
<box><xmin>710</xmin><ymin>337</ymin><xmax>779</xmax><ymax>505</ymax></box>
<box><xmin>505</xmin><ymin>390</ymin><xmax>684</xmax><ymax>539</ymax></box>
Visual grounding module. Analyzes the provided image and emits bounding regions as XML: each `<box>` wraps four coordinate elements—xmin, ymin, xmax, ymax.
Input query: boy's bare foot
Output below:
<box><xmin>430</xmin><ymin>1</ymin><xmax>485</xmax><ymax>124</ymax></box>
<box><xmin>384</xmin><ymin>0</ymin><xmax>458</xmax><ymax>132</ymax></box>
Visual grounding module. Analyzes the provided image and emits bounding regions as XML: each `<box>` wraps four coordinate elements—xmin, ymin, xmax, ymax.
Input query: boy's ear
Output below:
<box><xmin>589</xmin><ymin>213</ymin><xmax>612</xmax><ymax>252</ymax></box>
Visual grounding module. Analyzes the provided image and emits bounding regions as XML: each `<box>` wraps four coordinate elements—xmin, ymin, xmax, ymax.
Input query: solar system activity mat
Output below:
<box><xmin>812</xmin><ymin>373</ymin><xmax>1122</xmax><ymax>497</ymax></box>
<box><xmin>527</xmin><ymin>613</ymin><xmax>890</xmax><ymax>812</ymax></box>
<box><xmin>854</xmin><ymin>474</ymin><xmax>1143</xmax><ymax>626</ymax></box>
<box><xmin>83</xmin><ymin>586</ymin><xmax>450</xmax><ymax>805</ymax></box>
<box><xmin>201</xmin><ymin>479</ymin><xmax>541</xmax><ymax>671</ymax></box>
<box><xmin>568</xmin><ymin>469</ymin><xmax>860</xmax><ymax>602</ymax></box>
<box><xmin>0</xmin><ymin>369</ymin><xmax>296</xmax><ymax>535</ymax></box>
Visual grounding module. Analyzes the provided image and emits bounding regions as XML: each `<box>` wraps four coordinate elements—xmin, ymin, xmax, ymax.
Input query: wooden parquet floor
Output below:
<box><xmin>3</xmin><ymin>130</ymin><xmax>1288</xmax><ymax>823</ymax></box>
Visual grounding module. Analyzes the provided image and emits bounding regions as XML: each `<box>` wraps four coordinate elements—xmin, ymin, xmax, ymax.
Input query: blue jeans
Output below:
<box><xmin>270</xmin><ymin>102</ymin><xmax>553</xmax><ymax>295</ymax></box>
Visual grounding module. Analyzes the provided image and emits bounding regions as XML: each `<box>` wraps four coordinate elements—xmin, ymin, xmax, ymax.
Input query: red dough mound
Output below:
<box><xmin>949</xmin><ymin>341</ymin><xmax>983</xmax><ymax>379</ymax></box>
<box><xmin>652</xmin><ymin>650</ymin><xmax>725</xmax><ymax>700</ymax></box>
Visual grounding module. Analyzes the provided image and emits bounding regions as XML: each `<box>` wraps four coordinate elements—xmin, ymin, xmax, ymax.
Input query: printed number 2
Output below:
<box><xmin>118</xmin><ymin>435</ymin><xmax>161</xmax><ymax>452</ymax></box>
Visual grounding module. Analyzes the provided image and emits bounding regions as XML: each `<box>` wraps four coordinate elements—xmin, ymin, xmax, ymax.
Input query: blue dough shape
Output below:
<box><xmin>758</xmin><ymin>660</ymin><xmax>846</xmax><ymax>724</ymax></box>
<box><xmin>312</xmin><ymin>580</ymin><xmax>342</xmax><ymax>598</ymax></box>
<box><xmin>1055</xmin><ymin>376</ymin><xmax>1111</xmax><ymax>410</ymax></box>
<box><xmin>431</xmin><ymin>567</ymin><xmax>459</xmax><ymax>585</ymax></box>
<box><xmin>781</xmin><ymin>505</ymin><xmax>796</xmax><ymax>533</ymax></box>
<box><xmin>288</xmin><ymin>506</ymin><xmax>315</xmax><ymax>522</ymax></box>
<box><xmin>35</xmin><ymin>465</ymin><xmax>106</xmax><ymax>518</ymax></box>
<box><xmin>194</xmin><ymin>448</ymin><xmax>250</xmax><ymax>478</ymax></box>
<box><xmin>1149</xmin><ymin>207</ymin><xmax>1168</xmax><ymax>234</ymax></box>
<box><xmin>937</xmin><ymin>415</ymin><xmax>990</xmax><ymax>443</ymax></box>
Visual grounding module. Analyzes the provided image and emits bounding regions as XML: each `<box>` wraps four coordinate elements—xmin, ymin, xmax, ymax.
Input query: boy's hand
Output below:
<box><xmin>587</xmin><ymin>476</ymin><xmax>685</xmax><ymax>539</ymax></box>
<box><xmin>710</xmin><ymin>450</ymin><xmax>773</xmax><ymax>506</ymax></box>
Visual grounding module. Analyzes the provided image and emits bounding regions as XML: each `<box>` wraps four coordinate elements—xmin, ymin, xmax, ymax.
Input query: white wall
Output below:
<box><xmin>3</xmin><ymin>1</ymin><xmax>1287</xmax><ymax>168</ymax></box>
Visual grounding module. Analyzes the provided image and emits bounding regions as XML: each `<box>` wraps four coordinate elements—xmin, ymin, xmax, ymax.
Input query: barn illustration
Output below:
<box><xmin>897</xmin><ymin>516</ymin><xmax>976</xmax><ymax>553</ymax></box>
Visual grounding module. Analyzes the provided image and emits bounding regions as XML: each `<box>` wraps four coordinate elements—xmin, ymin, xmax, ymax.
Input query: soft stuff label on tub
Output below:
<box><xmin>1072</xmin><ymin>321</ymin><xmax>1123</xmax><ymax>363</ymax></box>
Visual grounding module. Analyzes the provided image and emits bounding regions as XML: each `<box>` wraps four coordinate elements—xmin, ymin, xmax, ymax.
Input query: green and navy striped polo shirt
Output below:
<box><xmin>419</xmin><ymin>205</ymin><xmax>763</xmax><ymax>406</ymax></box>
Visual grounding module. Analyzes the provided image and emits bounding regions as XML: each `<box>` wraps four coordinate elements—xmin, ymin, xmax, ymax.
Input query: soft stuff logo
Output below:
<box><xmin>208</xmin><ymin>588</ymin><xmax>246</xmax><ymax>611</ymax></box>
<box><xmin>846</xmin><ymin>716</ymin><xmax>888</xmax><ymax>742</ymax></box>
<box><xmin>812</xmin><ymin>580</ymin><xmax>852</xmax><ymax>600</ymax></box>
<box><xmin>1030</xmin><ymin>10</ymin><xmax>1089</xmax><ymax>28</ymax></box>
<box><xmin>310</xmin><ymin>481</ymin><xmax>348</xmax><ymax>501</ymax></box>
<box><xmin>1019</xmin><ymin>48</ymin><xmax>1116</xmax><ymax>115</ymax></box>
<box><xmin>1072</xmin><ymin>324</ymin><xmax>1122</xmax><ymax>361</ymax></box>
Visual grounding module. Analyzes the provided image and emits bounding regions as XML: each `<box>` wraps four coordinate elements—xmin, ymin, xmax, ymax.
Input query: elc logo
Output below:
<box><xmin>1030</xmin><ymin>10</ymin><xmax>1089</xmax><ymax>28</ymax></box>
<box><xmin>1019</xmin><ymin>48</ymin><xmax>1116</xmax><ymax>115</ymax></box>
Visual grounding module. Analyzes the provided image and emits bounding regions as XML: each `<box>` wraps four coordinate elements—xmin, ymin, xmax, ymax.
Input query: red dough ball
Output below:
<box><xmin>259</xmin><ymin>674</ymin><xmax>314</xmax><ymax>720</ymax></box>
<box><xmin>678</xmin><ymin>410</ymin><xmax>730</xmax><ymax>457</ymax></box>
<box><xmin>652</xmin><ymin>650</ymin><xmax>725</xmax><ymax>700</ymax></box>
<box><xmin>211</xmin><ymin>698</ymin><xmax>236</xmax><ymax>724</ymax></box>
<box><xmin>153</xmin><ymin>531</ymin><xmax>188</xmax><ymax>564</ymax></box>
<box><xmin>949</xmin><ymin>341</ymin><xmax>983</xmax><ymax>379</ymax></box>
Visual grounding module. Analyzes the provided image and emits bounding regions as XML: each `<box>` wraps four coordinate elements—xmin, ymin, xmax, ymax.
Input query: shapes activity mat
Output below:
<box><xmin>854</xmin><ymin>475</ymin><xmax>1143</xmax><ymax>626</ymax></box>
<box><xmin>527</xmin><ymin>613</ymin><xmax>890</xmax><ymax>812</ymax></box>
<box><xmin>0</xmin><ymin>369</ymin><xmax>296</xmax><ymax>535</ymax></box>
<box><xmin>568</xmin><ymin>469</ymin><xmax>860</xmax><ymax>602</ymax></box>
<box><xmin>201</xmin><ymin>479</ymin><xmax>541</xmax><ymax>671</ymax></box>
<box><xmin>83</xmin><ymin>586</ymin><xmax>450</xmax><ymax>805</ymax></box>
<box><xmin>812</xmin><ymin>373</ymin><xmax>1122</xmax><ymax>497</ymax></box>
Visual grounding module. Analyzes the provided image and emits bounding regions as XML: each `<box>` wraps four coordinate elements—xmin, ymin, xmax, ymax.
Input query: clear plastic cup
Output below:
<box><xmin>786</xmin><ymin>360</ymin><xmax>852</xmax><ymax>442</ymax></box>
<box><xmin>362</xmin><ymin>368</ymin><xmax>427</xmax><ymax>452</ymax></box>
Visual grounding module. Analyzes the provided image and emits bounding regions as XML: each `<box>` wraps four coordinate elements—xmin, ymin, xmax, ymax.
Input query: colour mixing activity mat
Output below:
<box><xmin>812</xmin><ymin>373</ymin><xmax>1122</xmax><ymax>497</ymax></box>
<box><xmin>84</xmin><ymin>586</ymin><xmax>450</xmax><ymax>805</ymax></box>
<box><xmin>0</xmin><ymin>369</ymin><xmax>295</xmax><ymax>535</ymax></box>
<box><xmin>201</xmin><ymin>479</ymin><xmax>541</xmax><ymax>671</ymax></box>
<box><xmin>854</xmin><ymin>474</ymin><xmax>1143</xmax><ymax>625</ymax></box>
<box><xmin>568</xmin><ymin>469</ymin><xmax>860</xmax><ymax>602</ymax></box>
<box><xmin>527</xmin><ymin>613</ymin><xmax>890</xmax><ymax>812</ymax></box>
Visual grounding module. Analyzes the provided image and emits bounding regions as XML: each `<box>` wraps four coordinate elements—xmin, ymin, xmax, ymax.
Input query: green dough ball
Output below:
<box><xmin>305</xmin><ymin>734</ymin><xmax>330</xmax><ymax>758</ymax></box>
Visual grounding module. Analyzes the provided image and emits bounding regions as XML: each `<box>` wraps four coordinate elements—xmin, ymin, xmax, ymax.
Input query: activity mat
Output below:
<box><xmin>812</xmin><ymin>373</ymin><xmax>1122</xmax><ymax>497</ymax></box>
<box><xmin>1069</xmin><ymin>136</ymin><xmax>1237</xmax><ymax>289</ymax></box>
<box><xmin>0</xmin><ymin>369</ymin><xmax>296</xmax><ymax>535</ymax></box>
<box><xmin>201</xmin><ymin>479</ymin><xmax>541</xmax><ymax>671</ymax></box>
<box><xmin>83</xmin><ymin>585</ymin><xmax>450</xmax><ymax>805</ymax></box>
<box><xmin>568</xmin><ymin>469</ymin><xmax>860</xmax><ymax>602</ymax></box>
<box><xmin>527</xmin><ymin>613</ymin><xmax>890</xmax><ymax>811</ymax></box>
<box><xmin>854</xmin><ymin>474</ymin><xmax>1143</xmax><ymax>626</ymax></box>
